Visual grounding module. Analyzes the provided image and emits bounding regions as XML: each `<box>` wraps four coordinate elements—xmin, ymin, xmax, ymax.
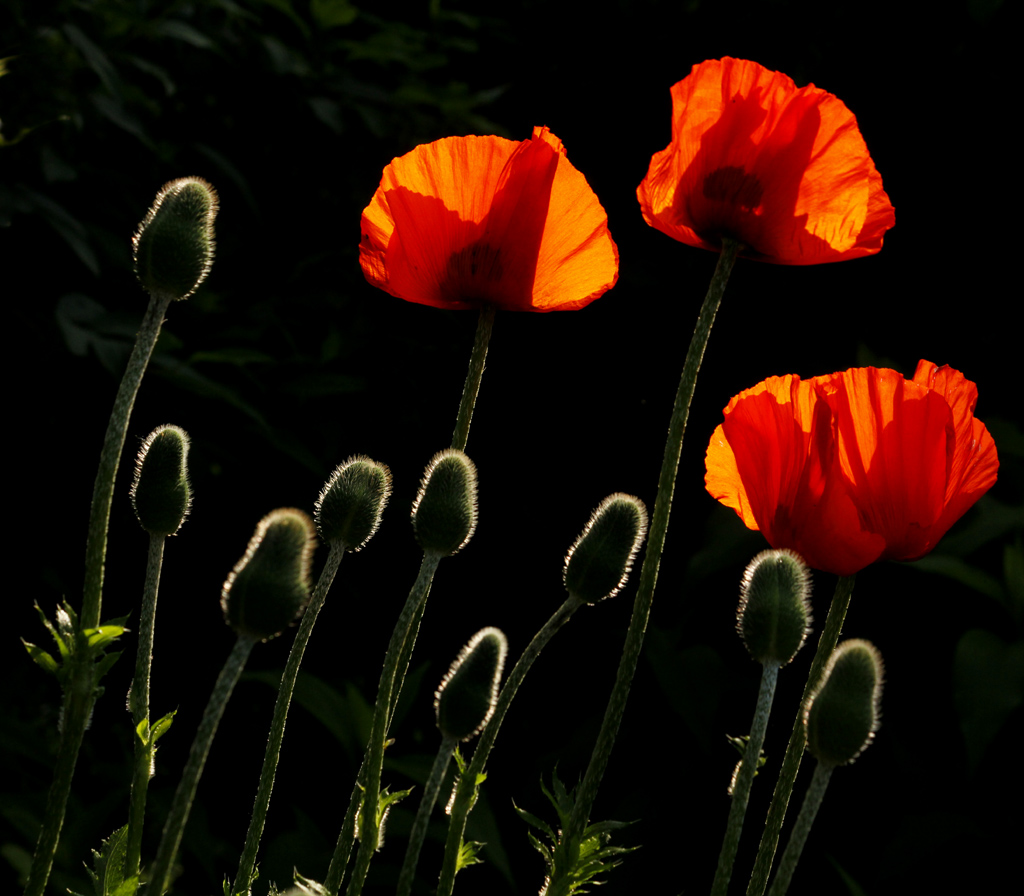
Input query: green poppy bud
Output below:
<box><xmin>805</xmin><ymin>639</ymin><xmax>884</xmax><ymax>766</ymax></box>
<box><xmin>737</xmin><ymin>549</ymin><xmax>812</xmax><ymax>666</ymax></box>
<box><xmin>411</xmin><ymin>449</ymin><xmax>478</xmax><ymax>556</ymax></box>
<box><xmin>133</xmin><ymin>176</ymin><xmax>218</xmax><ymax>300</ymax></box>
<box><xmin>435</xmin><ymin>627</ymin><xmax>508</xmax><ymax>741</ymax></box>
<box><xmin>221</xmin><ymin>508</ymin><xmax>316</xmax><ymax>640</ymax></box>
<box><xmin>563</xmin><ymin>493</ymin><xmax>648</xmax><ymax>604</ymax></box>
<box><xmin>130</xmin><ymin>424</ymin><xmax>192</xmax><ymax>536</ymax></box>
<box><xmin>315</xmin><ymin>455</ymin><xmax>392</xmax><ymax>550</ymax></box>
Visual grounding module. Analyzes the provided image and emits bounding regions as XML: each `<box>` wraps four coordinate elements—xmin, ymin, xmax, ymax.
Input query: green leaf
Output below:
<box><xmin>455</xmin><ymin>839</ymin><xmax>486</xmax><ymax>872</ymax></box>
<box><xmin>22</xmin><ymin>640</ymin><xmax>60</xmax><ymax>677</ymax></box>
<box><xmin>74</xmin><ymin>825</ymin><xmax>137</xmax><ymax>896</ymax></box>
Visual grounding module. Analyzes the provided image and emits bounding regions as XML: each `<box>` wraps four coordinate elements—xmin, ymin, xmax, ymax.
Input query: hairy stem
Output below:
<box><xmin>397</xmin><ymin>736</ymin><xmax>457</xmax><ymax>896</ymax></box>
<box><xmin>150</xmin><ymin>634</ymin><xmax>256</xmax><ymax>895</ymax></box>
<box><xmin>451</xmin><ymin>305</ymin><xmax>496</xmax><ymax>453</ymax></box>
<box><xmin>711</xmin><ymin>661</ymin><xmax>780</xmax><ymax>896</ymax></box>
<box><xmin>126</xmin><ymin>534</ymin><xmax>167</xmax><ymax>879</ymax></box>
<box><xmin>746</xmin><ymin>575</ymin><xmax>855</xmax><ymax>896</ymax></box>
<box><xmin>232</xmin><ymin>545</ymin><xmax>345</xmax><ymax>895</ymax></box>
<box><xmin>558</xmin><ymin>240</ymin><xmax>740</xmax><ymax>864</ymax></box>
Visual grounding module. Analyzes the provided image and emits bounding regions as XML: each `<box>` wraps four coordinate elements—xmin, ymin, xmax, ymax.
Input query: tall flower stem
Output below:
<box><xmin>451</xmin><ymin>305</ymin><xmax>496</xmax><ymax>453</ymax></box>
<box><xmin>396</xmin><ymin>735</ymin><xmax>457</xmax><ymax>896</ymax></box>
<box><xmin>766</xmin><ymin>762</ymin><xmax>833</xmax><ymax>896</ymax></box>
<box><xmin>560</xmin><ymin>239</ymin><xmax>740</xmax><ymax>852</ymax></box>
<box><xmin>746</xmin><ymin>574</ymin><xmax>856</xmax><ymax>896</ymax></box>
<box><xmin>232</xmin><ymin>545</ymin><xmax>346</xmax><ymax>895</ymax></box>
<box><xmin>150</xmin><ymin>634</ymin><xmax>257</xmax><ymax>896</ymax></box>
<box><xmin>437</xmin><ymin>593</ymin><xmax>585</xmax><ymax>896</ymax></box>
<box><xmin>84</xmin><ymin>291</ymin><xmax>174</xmax><ymax>630</ymax></box>
<box><xmin>24</xmin><ymin>291</ymin><xmax>173</xmax><ymax>896</ymax></box>
<box><xmin>126</xmin><ymin>534</ymin><xmax>167</xmax><ymax>880</ymax></box>
<box><xmin>342</xmin><ymin>553</ymin><xmax>442</xmax><ymax>896</ymax></box>
<box><xmin>711</xmin><ymin>661</ymin><xmax>780</xmax><ymax>896</ymax></box>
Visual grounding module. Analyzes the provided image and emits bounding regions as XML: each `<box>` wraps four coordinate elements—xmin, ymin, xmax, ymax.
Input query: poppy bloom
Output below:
<box><xmin>359</xmin><ymin>126</ymin><xmax>618</xmax><ymax>311</ymax></box>
<box><xmin>705</xmin><ymin>361</ymin><xmax>998</xmax><ymax>576</ymax></box>
<box><xmin>637</xmin><ymin>57</ymin><xmax>895</xmax><ymax>264</ymax></box>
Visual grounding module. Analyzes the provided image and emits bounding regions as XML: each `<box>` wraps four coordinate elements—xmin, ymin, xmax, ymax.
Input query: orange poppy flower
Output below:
<box><xmin>705</xmin><ymin>361</ymin><xmax>998</xmax><ymax>576</ymax></box>
<box><xmin>637</xmin><ymin>57</ymin><xmax>895</xmax><ymax>264</ymax></box>
<box><xmin>359</xmin><ymin>126</ymin><xmax>618</xmax><ymax>311</ymax></box>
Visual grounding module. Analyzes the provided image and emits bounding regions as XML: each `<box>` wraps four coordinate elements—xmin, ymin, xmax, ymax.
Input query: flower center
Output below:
<box><xmin>703</xmin><ymin>166</ymin><xmax>764</xmax><ymax>212</ymax></box>
<box><xmin>443</xmin><ymin>242</ymin><xmax>504</xmax><ymax>305</ymax></box>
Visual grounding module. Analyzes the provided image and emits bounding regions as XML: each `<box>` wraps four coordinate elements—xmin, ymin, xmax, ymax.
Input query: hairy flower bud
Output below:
<box><xmin>130</xmin><ymin>424</ymin><xmax>192</xmax><ymax>536</ymax></box>
<box><xmin>435</xmin><ymin>627</ymin><xmax>508</xmax><ymax>741</ymax></box>
<box><xmin>805</xmin><ymin>639</ymin><xmax>884</xmax><ymax>766</ymax></box>
<box><xmin>737</xmin><ymin>549</ymin><xmax>812</xmax><ymax>666</ymax></box>
<box><xmin>133</xmin><ymin>176</ymin><xmax>218</xmax><ymax>300</ymax></box>
<box><xmin>315</xmin><ymin>455</ymin><xmax>392</xmax><ymax>550</ymax></box>
<box><xmin>563</xmin><ymin>493</ymin><xmax>648</xmax><ymax>604</ymax></box>
<box><xmin>221</xmin><ymin>509</ymin><xmax>316</xmax><ymax>640</ymax></box>
<box><xmin>411</xmin><ymin>449</ymin><xmax>478</xmax><ymax>556</ymax></box>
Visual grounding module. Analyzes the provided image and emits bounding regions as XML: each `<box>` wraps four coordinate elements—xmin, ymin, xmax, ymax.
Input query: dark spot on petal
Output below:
<box><xmin>703</xmin><ymin>166</ymin><xmax>764</xmax><ymax>212</ymax></box>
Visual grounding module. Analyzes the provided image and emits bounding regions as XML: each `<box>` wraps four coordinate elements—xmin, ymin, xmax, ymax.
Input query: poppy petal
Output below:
<box><xmin>360</xmin><ymin>128</ymin><xmax>617</xmax><ymax>311</ymax></box>
<box><xmin>638</xmin><ymin>57</ymin><xmax>895</xmax><ymax>265</ymax></box>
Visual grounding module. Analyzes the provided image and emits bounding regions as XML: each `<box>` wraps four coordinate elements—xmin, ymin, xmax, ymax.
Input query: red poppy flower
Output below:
<box><xmin>637</xmin><ymin>57</ymin><xmax>895</xmax><ymax>264</ymax></box>
<box><xmin>705</xmin><ymin>361</ymin><xmax>998</xmax><ymax>576</ymax></box>
<box><xmin>359</xmin><ymin>126</ymin><xmax>618</xmax><ymax>311</ymax></box>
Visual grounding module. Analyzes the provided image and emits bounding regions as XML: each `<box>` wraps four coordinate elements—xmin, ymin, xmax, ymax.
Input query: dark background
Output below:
<box><xmin>2</xmin><ymin>1</ymin><xmax>1020</xmax><ymax>894</ymax></box>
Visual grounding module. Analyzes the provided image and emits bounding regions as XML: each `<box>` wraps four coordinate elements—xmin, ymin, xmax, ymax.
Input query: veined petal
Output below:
<box><xmin>638</xmin><ymin>57</ymin><xmax>895</xmax><ymax>265</ymax></box>
<box><xmin>912</xmin><ymin>360</ymin><xmax>1000</xmax><ymax>542</ymax></box>
<box><xmin>818</xmin><ymin>367</ymin><xmax>953</xmax><ymax>559</ymax></box>
<box><xmin>360</xmin><ymin>128</ymin><xmax>617</xmax><ymax>311</ymax></box>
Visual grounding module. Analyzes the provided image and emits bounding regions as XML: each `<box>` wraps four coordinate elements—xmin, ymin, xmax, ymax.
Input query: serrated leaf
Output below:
<box><xmin>455</xmin><ymin>839</ymin><xmax>486</xmax><ymax>871</ymax></box>
<box><xmin>512</xmin><ymin>802</ymin><xmax>555</xmax><ymax>839</ymax></box>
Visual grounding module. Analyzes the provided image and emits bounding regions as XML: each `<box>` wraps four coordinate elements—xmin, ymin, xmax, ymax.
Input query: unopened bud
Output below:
<box><xmin>563</xmin><ymin>493</ymin><xmax>647</xmax><ymax>604</ymax></box>
<box><xmin>805</xmin><ymin>639</ymin><xmax>884</xmax><ymax>766</ymax></box>
<box><xmin>221</xmin><ymin>508</ymin><xmax>316</xmax><ymax>640</ymax></box>
<box><xmin>315</xmin><ymin>455</ymin><xmax>392</xmax><ymax>550</ymax></box>
<box><xmin>435</xmin><ymin>627</ymin><xmax>508</xmax><ymax>741</ymax></box>
<box><xmin>737</xmin><ymin>549</ymin><xmax>812</xmax><ymax>666</ymax></box>
<box><xmin>133</xmin><ymin>176</ymin><xmax>218</xmax><ymax>300</ymax></box>
<box><xmin>411</xmin><ymin>449</ymin><xmax>478</xmax><ymax>556</ymax></box>
<box><xmin>130</xmin><ymin>424</ymin><xmax>192</xmax><ymax>536</ymax></box>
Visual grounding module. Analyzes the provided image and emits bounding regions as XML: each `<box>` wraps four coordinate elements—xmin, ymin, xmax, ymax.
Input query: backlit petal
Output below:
<box><xmin>360</xmin><ymin>128</ymin><xmax>617</xmax><ymax>311</ymax></box>
<box><xmin>638</xmin><ymin>57</ymin><xmax>895</xmax><ymax>265</ymax></box>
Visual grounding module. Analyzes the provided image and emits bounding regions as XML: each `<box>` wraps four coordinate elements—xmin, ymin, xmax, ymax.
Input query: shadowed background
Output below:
<box><xmin>3</xmin><ymin>1</ymin><xmax>1020</xmax><ymax>894</ymax></box>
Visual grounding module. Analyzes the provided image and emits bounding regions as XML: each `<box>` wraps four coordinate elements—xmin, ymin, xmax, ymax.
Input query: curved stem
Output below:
<box><xmin>711</xmin><ymin>662</ymin><xmax>780</xmax><ymax>896</ymax></box>
<box><xmin>26</xmin><ymin>292</ymin><xmax>173</xmax><ymax>896</ymax></box>
<box><xmin>451</xmin><ymin>305</ymin><xmax>496</xmax><ymax>453</ymax></box>
<box><xmin>437</xmin><ymin>593</ymin><xmax>584</xmax><ymax>896</ymax></box>
<box><xmin>126</xmin><ymin>534</ymin><xmax>167</xmax><ymax>880</ymax></box>
<box><xmin>560</xmin><ymin>240</ymin><xmax>740</xmax><ymax>857</ymax></box>
<box><xmin>150</xmin><ymin>634</ymin><xmax>256</xmax><ymax>895</ymax></box>
<box><xmin>343</xmin><ymin>553</ymin><xmax>441</xmax><ymax>896</ymax></box>
<box><xmin>766</xmin><ymin>762</ymin><xmax>833</xmax><ymax>896</ymax></box>
<box><xmin>84</xmin><ymin>291</ymin><xmax>174</xmax><ymax>629</ymax></box>
<box><xmin>232</xmin><ymin>545</ymin><xmax>346</xmax><ymax>895</ymax></box>
<box><xmin>746</xmin><ymin>574</ymin><xmax>855</xmax><ymax>896</ymax></box>
<box><xmin>397</xmin><ymin>736</ymin><xmax>457</xmax><ymax>896</ymax></box>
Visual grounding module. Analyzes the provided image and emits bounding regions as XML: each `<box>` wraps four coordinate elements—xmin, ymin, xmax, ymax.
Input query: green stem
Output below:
<box><xmin>23</xmin><ymin>658</ymin><xmax>94</xmax><ymax>896</ymax></box>
<box><xmin>342</xmin><ymin>553</ymin><xmax>441</xmax><ymax>896</ymax></box>
<box><xmin>559</xmin><ymin>239</ymin><xmax>740</xmax><ymax>857</ymax></box>
<box><xmin>321</xmin><ymin>556</ymin><xmax>435</xmax><ymax>894</ymax></box>
<box><xmin>711</xmin><ymin>662</ymin><xmax>780</xmax><ymax>896</ymax></box>
<box><xmin>451</xmin><ymin>305</ymin><xmax>496</xmax><ymax>453</ymax></box>
<box><xmin>397</xmin><ymin>735</ymin><xmax>457</xmax><ymax>896</ymax></box>
<box><xmin>83</xmin><ymin>291</ymin><xmax>174</xmax><ymax>630</ymax></box>
<box><xmin>150</xmin><ymin>634</ymin><xmax>256</xmax><ymax>895</ymax></box>
<box><xmin>746</xmin><ymin>574</ymin><xmax>855</xmax><ymax>896</ymax></box>
<box><xmin>232</xmin><ymin>544</ymin><xmax>346</xmax><ymax>896</ymax></box>
<box><xmin>25</xmin><ymin>292</ymin><xmax>173</xmax><ymax>896</ymax></box>
<box><xmin>126</xmin><ymin>534</ymin><xmax>167</xmax><ymax>880</ymax></box>
<box><xmin>437</xmin><ymin>593</ymin><xmax>585</xmax><ymax>896</ymax></box>
<box><xmin>766</xmin><ymin>761</ymin><xmax>833</xmax><ymax>896</ymax></box>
